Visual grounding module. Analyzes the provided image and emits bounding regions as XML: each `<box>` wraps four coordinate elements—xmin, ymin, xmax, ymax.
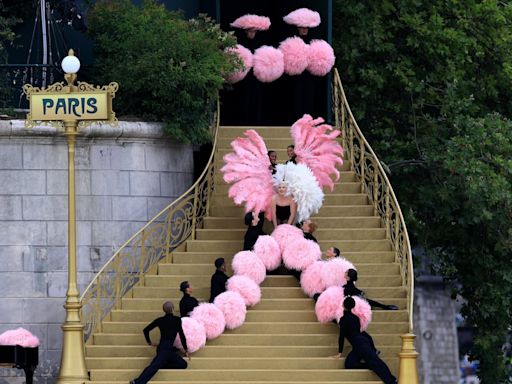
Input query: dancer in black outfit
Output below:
<box><xmin>343</xmin><ymin>269</ymin><xmax>399</xmax><ymax>310</ymax></box>
<box><xmin>209</xmin><ymin>258</ymin><xmax>229</xmax><ymax>303</ymax></box>
<box><xmin>243</xmin><ymin>212</ymin><xmax>266</xmax><ymax>251</ymax></box>
<box><xmin>179</xmin><ymin>281</ymin><xmax>199</xmax><ymax>317</ymax></box>
<box><xmin>268</xmin><ymin>150</ymin><xmax>277</xmax><ymax>174</ymax></box>
<box><xmin>333</xmin><ymin>297</ymin><xmax>397</xmax><ymax>384</ymax></box>
<box><xmin>130</xmin><ymin>301</ymin><xmax>189</xmax><ymax>384</ymax></box>
<box><xmin>286</xmin><ymin>145</ymin><xmax>297</xmax><ymax>164</ymax></box>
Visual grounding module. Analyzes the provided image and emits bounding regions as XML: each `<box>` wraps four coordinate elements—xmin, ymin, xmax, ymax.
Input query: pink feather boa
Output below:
<box><xmin>271</xmin><ymin>224</ymin><xmax>304</xmax><ymax>253</ymax></box>
<box><xmin>190</xmin><ymin>303</ymin><xmax>225</xmax><ymax>340</ymax></box>
<box><xmin>0</xmin><ymin>328</ymin><xmax>39</xmax><ymax>347</ymax></box>
<box><xmin>315</xmin><ymin>286</ymin><xmax>345</xmax><ymax>324</ymax></box>
<box><xmin>253</xmin><ymin>235</ymin><xmax>282</xmax><ymax>271</ymax></box>
<box><xmin>225</xmin><ymin>44</ymin><xmax>253</xmax><ymax>84</ymax></box>
<box><xmin>174</xmin><ymin>317</ymin><xmax>206</xmax><ymax>353</ymax></box>
<box><xmin>214</xmin><ymin>291</ymin><xmax>247</xmax><ymax>329</ymax></box>
<box><xmin>232</xmin><ymin>250</ymin><xmax>266</xmax><ymax>284</ymax></box>
<box><xmin>300</xmin><ymin>260</ymin><xmax>326</xmax><ymax>297</ymax></box>
<box><xmin>279</xmin><ymin>37</ymin><xmax>309</xmax><ymax>76</ymax></box>
<box><xmin>321</xmin><ymin>257</ymin><xmax>355</xmax><ymax>288</ymax></box>
<box><xmin>282</xmin><ymin>237</ymin><xmax>321</xmax><ymax>271</ymax></box>
<box><xmin>253</xmin><ymin>46</ymin><xmax>284</xmax><ymax>83</ymax></box>
<box><xmin>230</xmin><ymin>14</ymin><xmax>271</xmax><ymax>31</ymax></box>
<box><xmin>227</xmin><ymin>275</ymin><xmax>262</xmax><ymax>307</ymax></box>
<box><xmin>283</xmin><ymin>8</ymin><xmax>321</xmax><ymax>28</ymax></box>
<box><xmin>307</xmin><ymin>39</ymin><xmax>335</xmax><ymax>77</ymax></box>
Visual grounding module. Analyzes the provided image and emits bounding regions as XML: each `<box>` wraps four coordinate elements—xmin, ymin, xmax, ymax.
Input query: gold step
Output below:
<box><xmin>212</xmin><ymin>194</ymin><xmax>368</xmax><ymax>207</ymax></box>
<box><xmin>209</xmin><ymin>205</ymin><xmax>375</xmax><ymax>218</ymax></box>
<box><xmin>214</xmin><ymin>182</ymin><xmax>361</xmax><ymax>195</ymax></box>
<box><xmin>215</xmin><ymin>170</ymin><xmax>357</xmax><ymax>184</ymax></box>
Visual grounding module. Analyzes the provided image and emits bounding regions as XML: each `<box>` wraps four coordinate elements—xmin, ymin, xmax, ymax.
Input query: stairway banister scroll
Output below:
<box><xmin>332</xmin><ymin>69</ymin><xmax>414</xmax><ymax>333</ymax></box>
<box><xmin>79</xmin><ymin>100</ymin><xmax>220</xmax><ymax>342</ymax></box>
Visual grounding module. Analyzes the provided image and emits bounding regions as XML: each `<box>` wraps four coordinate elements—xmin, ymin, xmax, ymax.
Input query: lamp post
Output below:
<box><xmin>23</xmin><ymin>49</ymin><xmax>118</xmax><ymax>384</ymax></box>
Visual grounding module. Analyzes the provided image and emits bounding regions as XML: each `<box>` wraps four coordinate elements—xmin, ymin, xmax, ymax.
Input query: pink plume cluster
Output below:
<box><xmin>253</xmin><ymin>235</ymin><xmax>282</xmax><ymax>271</ymax></box>
<box><xmin>232</xmin><ymin>250</ymin><xmax>266</xmax><ymax>284</ymax></box>
<box><xmin>351</xmin><ymin>296</ymin><xmax>372</xmax><ymax>332</ymax></box>
<box><xmin>279</xmin><ymin>37</ymin><xmax>309</xmax><ymax>76</ymax></box>
<box><xmin>227</xmin><ymin>275</ymin><xmax>262</xmax><ymax>307</ymax></box>
<box><xmin>291</xmin><ymin>114</ymin><xmax>344</xmax><ymax>191</ymax></box>
<box><xmin>230</xmin><ymin>14</ymin><xmax>271</xmax><ymax>31</ymax></box>
<box><xmin>221</xmin><ymin>130</ymin><xmax>274</xmax><ymax>218</ymax></box>
<box><xmin>190</xmin><ymin>303</ymin><xmax>225</xmax><ymax>340</ymax></box>
<box><xmin>283</xmin><ymin>8</ymin><xmax>321</xmax><ymax>28</ymax></box>
<box><xmin>307</xmin><ymin>40</ymin><xmax>336</xmax><ymax>76</ymax></box>
<box><xmin>321</xmin><ymin>257</ymin><xmax>355</xmax><ymax>288</ymax></box>
<box><xmin>213</xmin><ymin>291</ymin><xmax>247</xmax><ymax>329</ymax></box>
<box><xmin>0</xmin><ymin>328</ymin><xmax>39</xmax><ymax>347</ymax></box>
<box><xmin>271</xmin><ymin>224</ymin><xmax>304</xmax><ymax>252</ymax></box>
<box><xmin>282</xmin><ymin>237</ymin><xmax>321</xmax><ymax>271</ymax></box>
<box><xmin>225</xmin><ymin>45</ymin><xmax>253</xmax><ymax>84</ymax></box>
<box><xmin>315</xmin><ymin>286</ymin><xmax>345</xmax><ymax>324</ymax></box>
<box><xmin>174</xmin><ymin>317</ymin><xmax>206</xmax><ymax>353</ymax></box>
<box><xmin>300</xmin><ymin>261</ymin><xmax>326</xmax><ymax>296</ymax></box>
<box><xmin>253</xmin><ymin>46</ymin><xmax>284</xmax><ymax>82</ymax></box>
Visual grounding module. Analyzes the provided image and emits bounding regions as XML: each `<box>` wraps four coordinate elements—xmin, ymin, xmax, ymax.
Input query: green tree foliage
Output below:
<box><xmin>0</xmin><ymin>1</ymin><xmax>20</xmax><ymax>63</ymax></box>
<box><xmin>333</xmin><ymin>1</ymin><xmax>512</xmax><ymax>381</ymax></box>
<box><xmin>88</xmin><ymin>0</ymin><xmax>238</xmax><ymax>143</ymax></box>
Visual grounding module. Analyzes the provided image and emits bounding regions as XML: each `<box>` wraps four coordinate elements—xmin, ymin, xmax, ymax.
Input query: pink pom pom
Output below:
<box><xmin>300</xmin><ymin>261</ymin><xmax>326</xmax><ymax>297</ymax></box>
<box><xmin>282</xmin><ymin>237</ymin><xmax>321</xmax><ymax>271</ymax></box>
<box><xmin>230</xmin><ymin>14</ymin><xmax>271</xmax><ymax>31</ymax></box>
<box><xmin>214</xmin><ymin>291</ymin><xmax>247</xmax><ymax>329</ymax></box>
<box><xmin>253</xmin><ymin>235</ymin><xmax>282</xmax><ymax>271</ymax></box>
<box><xmin>225</xmin><ymin>45</ymin><xmax>253</xmax><ymax>84</ymax></box>
<box><xmin>271</xmin><ymin>224</ymin><xmax>303</xmax><ymax>253</ymax></box>
<box><xmin>279</xmin><ymin>37</ymin><xmax>309</xmax><ymax>76</ymax></box>
<box><xmin>253</xmin><ymin>46</ymin><xmax>284</xmax><ymax>83</ymax></box>
<box><xmin>190</xmin><ymin>303</ymin><xmax>225</xmax><ymax>340</ymax></box>
<box><xmin>321</xmin><ymin>258</ymin><xmax>355</xmax><ymax>288</ymax></box>
<box><xmin>227</xmin><ymin>275</ymin><xmax>262</xmax><ymax>307</ymax></box>
<box><xmin>232</xmin><ymin>250</ymin><xmax>266</xmax><ymax>284</ymax></box>
<box><xmin>307</xmin><ymin>40</ymin><xmax>335</xmax><ymax>76</ymax></box>
<box><xmin>174</xmin><ymin>317</ymin><xmax>206</xmax><ymax>353</ymax></box>
<box><xmin>0</xmin><ymin>328</ymin><xmax>39</xmax><ymax>347</ymax></box>
<box><xmin>352</xmin><ymin>296</ymin><xmax>373</xmax><ymax>331</ymax></box>
<box><xmin>315</xmin><ymin>286</ymin><xmax>344</xmax><ymax>324</ymax></box>
<box><xmin>283</xmin><ymin>8</ymin><xmax>321</xmax><ymax>28</ymax></box>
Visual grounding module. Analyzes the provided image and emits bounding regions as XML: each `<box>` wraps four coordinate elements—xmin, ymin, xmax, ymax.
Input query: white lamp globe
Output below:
<box><xmin>61</xmin><ymin>54</ymin><xmax>81</xmax><ymax>74</ymax></box>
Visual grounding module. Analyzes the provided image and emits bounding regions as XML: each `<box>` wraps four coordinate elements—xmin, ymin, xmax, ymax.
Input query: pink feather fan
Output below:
<box><xmin>225</xmin><ymin>44</ymin><xmax>253</xmax><ymax>84</ymax></box>
<box><xmin>291</xmin><ymin>114</ymin><xmax>344</xmax><ymax>191</ymax></box>
<box><xmin>190</xmin><ymin>303</ymin><xmax>226</xmax><ymax>340</ymax></box>
<box><xmin>230</xmin><ymin>14</ymin><xmax>271</xmax><ymax>31</ymax></box>
<box><xmin>351</xmin><ymin>296</ymin><xmax>372</xmax><ymax>332</ymax></box>
<box><xmin>307</xmin><ymin>39</ymin><xmax>336</xmax><ymax>76</ymax></box>
<box><xmin>214</xmin><ymin>291</ymin><xmax>247</xmax><ymax>329</ymax></box>
<box><xmin>221</xmin><ymin>130</ymin><xmax>274</xmax><ymax>219</ymax></box>
<box><xmin>231</xmin><ymin>250</ymin><xmax>266</xmax><ymax>285</ymax></box>
<box><xmin>282</xmin><ymin>237</ymin><xmax>321</xmax><ymax>271</ymax></box>
<box><xmin>0</xmin><ymin>328</ymin><xmax>39</xmax><ymax>347</ymax></box>
<box><xmin>271</xmin><ymin>224</ymin><xmax>304</xmax><ymax>253</ymax></box>
<box><xmin>253</xmin><ymin>235</ymin><xmax>282</xmax><ymax>271</ymax></box>
<box><xmin>315</xmin><ymin>286</ymin><xmax>344</xmax><ymax>324</ymax></box>
<box><xmin>300</xmin><ymin>260</ymin><xmax>326</xmax><ymax>297</ymax></box>
<box><xmin>253</xmin><ymin>46</ymin><xmax>284</xmax><ymax>82</ymax></box>
<box><xmin>321</xmin><ymin>257</ymin><xmax>355</xmax><ymax>288</ymax></box>
<box><xmin>283</xmin><ymin>8</ymin><xmax>321</xmax><ymax>28</ymax></box>
<box><xmin>174</xmin><ymin>317</ymin><xmax>206</xmax><ymax>353</ymax></box>
<box><xmin>279</xmin><ymin>37</ymin><xmax>309</xmax><ymax>75</ymax></box>
<box><xmin>227</xmin><ymin>275</ymin><xmax>262</xmax><ymax>307</ymax></box>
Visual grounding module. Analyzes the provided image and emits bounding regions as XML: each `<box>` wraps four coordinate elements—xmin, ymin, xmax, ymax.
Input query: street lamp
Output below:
<box><xmin>23</xmin><ymin>49</ymin><xmax>118</xmax><ymax>384</ymax></box>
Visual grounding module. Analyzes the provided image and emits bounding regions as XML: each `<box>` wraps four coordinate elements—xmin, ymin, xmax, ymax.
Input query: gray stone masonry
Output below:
<box><xmin>0</xmin><ymin>120</ymin><xmax>194</xmax><ymax>383</ymax></box>
<box><xmin>414</xmin><ymin>277</ymin><xmax>461</xmax><ymax>384</ymax></box>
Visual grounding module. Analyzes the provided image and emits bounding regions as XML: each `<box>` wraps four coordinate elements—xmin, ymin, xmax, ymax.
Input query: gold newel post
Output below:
<box><xmin>398</xmin><ymin>333</ymin><xmax>419</xmax><ymax>384</ymax></box>
<box><xmin>23</xmin><ymin>49</ymin><xmax>118</xmax><ymax>383</ymax></box>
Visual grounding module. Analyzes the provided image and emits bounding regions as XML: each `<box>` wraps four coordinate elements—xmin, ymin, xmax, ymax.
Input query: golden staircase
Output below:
<box><xmin>80</xmin><ymin>69</ymin><xmax>417</xmax><ymax>384</ymax></box>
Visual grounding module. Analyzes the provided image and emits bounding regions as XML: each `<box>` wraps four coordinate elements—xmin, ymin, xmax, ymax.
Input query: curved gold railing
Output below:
<box><xmin>332</xmin><ymin>68</ymin><xmax>414</xmax><ymax>333</ymax></box>
<box><xmin>80</xmin><ymin>101</ymin><xmax>220</xmax><ymax>341</ymax></box>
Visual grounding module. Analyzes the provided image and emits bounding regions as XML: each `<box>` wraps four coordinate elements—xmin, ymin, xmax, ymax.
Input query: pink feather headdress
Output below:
<box><xmin>283</xmin><ymin>8</ymin><xmax>321</xmax><ymax>28</ymax></box>
<box><xmin>230</xmin><ymin>14</ymin><xmax>271</xmax><ymax>31</ymax></box>
<box><xmin>291</xmin><ymin>114</ymin><xmax>344</xmax><ymax>191</ymax></box>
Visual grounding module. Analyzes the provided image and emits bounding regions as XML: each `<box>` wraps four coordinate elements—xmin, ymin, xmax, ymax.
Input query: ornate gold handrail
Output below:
<box><xmin>80</xmin><ymin>101</ymin><xmax>220</xmax><ymax>341</ymax></box>
<box><xmin>332</xmin><ymin>69</ymin><xmax>414</xmax><ymax>333</ymax></box>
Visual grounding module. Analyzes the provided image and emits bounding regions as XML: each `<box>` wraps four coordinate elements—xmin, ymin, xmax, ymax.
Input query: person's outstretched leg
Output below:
<box><xmin>164</xmin><ymin>350</ymin><xmax>188</xmax><ymax>369</ymax></box>
<box><xmin>132</xmin><ymin>349</ymin><xmax>170</xmax><ymax>384</ymax></box>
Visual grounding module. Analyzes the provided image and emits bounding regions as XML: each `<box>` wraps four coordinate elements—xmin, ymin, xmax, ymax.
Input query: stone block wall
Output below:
<box><xmin>0</xmin><ymin>120</ymin><xmax>195</xmax><ymax>383</ymax></box>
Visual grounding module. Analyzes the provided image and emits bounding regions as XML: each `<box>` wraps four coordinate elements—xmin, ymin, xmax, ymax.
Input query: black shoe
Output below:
<box><xmin>130</xmin><ymin>380</ymin><xmax>136</xmax><ymax>384</ymax></box>
<box><xmin>386</xmin><ymin>305</ymin><xmax>399</xmax><ymax>310</ymax></box>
